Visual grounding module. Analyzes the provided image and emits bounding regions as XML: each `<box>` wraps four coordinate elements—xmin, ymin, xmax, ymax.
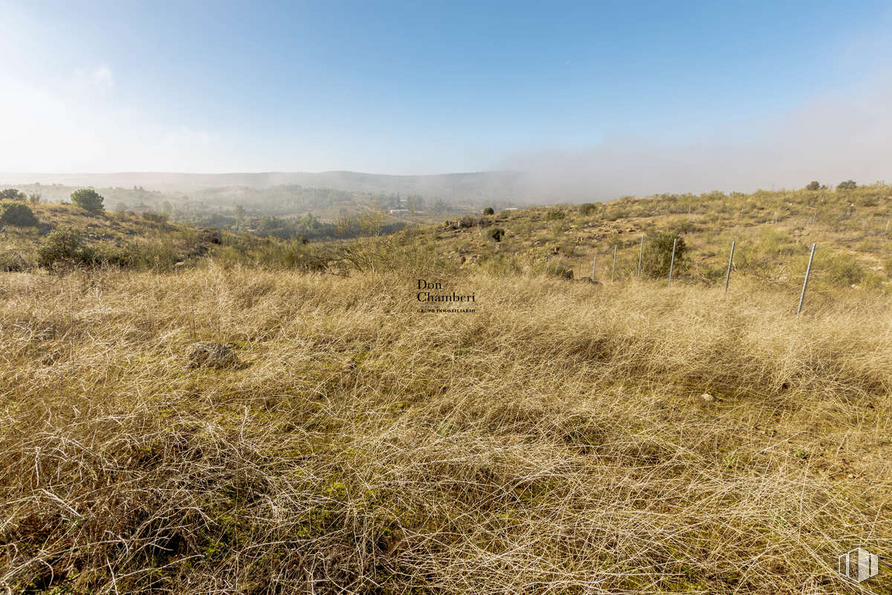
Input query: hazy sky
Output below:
<box><xmin>2</xmin><ymin>0</ymin><xmax>891</xmax><ymax>193</ymax></box>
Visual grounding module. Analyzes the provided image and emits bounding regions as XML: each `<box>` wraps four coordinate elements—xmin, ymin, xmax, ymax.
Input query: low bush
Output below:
<box><xmin>640</xmin><ymin>231</ymin><xmax>686</xmax><ymax>279</ymax></box>
<box><xmin>37</xmin><ymin>229</ymin><xmax>96</xmax><ymax>268</ymax></box>
<box><xmin>0</xmin><ymin>201</ymin><xmax>38</xmax><ymax>227</ymax></box>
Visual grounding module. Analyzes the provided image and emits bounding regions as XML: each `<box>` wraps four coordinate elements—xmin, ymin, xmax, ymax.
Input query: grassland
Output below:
<box><xmin>2</xmin><ymin>187</ymin><xmax>892</xmax><ymax>593</ymax></box>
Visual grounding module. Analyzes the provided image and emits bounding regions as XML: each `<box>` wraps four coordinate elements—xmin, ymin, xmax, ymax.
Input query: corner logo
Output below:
<box><xmin>838</xmin><ymin>547</ymin><xmax>879</xmax><ymax>583</ymax></box>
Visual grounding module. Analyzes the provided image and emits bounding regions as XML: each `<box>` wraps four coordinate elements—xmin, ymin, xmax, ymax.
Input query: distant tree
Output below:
<box><xmin>0</xmin><ymin>188</ymin><xmax>25</xmax><ymax>200</ymax></box>
<box><xmin>430</xmin><ymin>198</ymin><xmax>447</xmax><ymax>213</ymax></box>
<box><xmin>805</xmin><ymin>181</ymin><xmax>821</xmax><ymax>191</ymax></box>
<box><xmin>28</xmin><ymin>192</ymin><xmax>41</xmax><ymax>204</ymax></box>
<box><xmin>115</xmin><ymin>202</ymin><xmax>129</xmax><ymax>213</ymax></box>
<box><xmin>234</xmin><ymin>204</ymin><xmax>246</xmax><ymax>229</ymax></box>
<box><xmin>161</xmin><ymin>200</ymin><xmax>173</xmax><ymax>216</ymax></box>
<box><xmin>70</xmin><ymin>188</ymin><xmax>105</xmax><ymax>213</ymax></box>
<box><xmin>837</xmin><ymin>180</ymin><xmax>857</xmax><ymax>190</ymax></box>
<box><xmin>482</xmin><ymin>207</ymin><xmax>495</xmax><ymax>215</ymax></box>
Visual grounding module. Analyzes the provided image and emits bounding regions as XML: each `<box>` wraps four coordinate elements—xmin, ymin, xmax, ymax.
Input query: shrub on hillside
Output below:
<box><xmin>837</xmin><ymin>180</ymin><xmax>857</xmax><ymax>190</ymax></box>
<box><xmin>578</xmin><ymin>203</ymin><xmax>597</xmax><ymax>215</ymax></box>
<box><xmin>0</xmin><ymin>201</ymin><xmax>38</xmax><ymax>227</ymax></box>
<box><xmin>71</xmin><ymin>188</ymin><xmax>105</xmax><ymax>213</ymax></box>
<box><xmin>805</xmin><ymin>181</ymin><xmax>821</xmax><ymax>191</ymax></box>
<box><xmin>487</xmin><ymin>227</ymin><xmax>505</xmax><ymax>242</ymax></box>
<box><xmin>545</xmin><ymin>210</ymin><xmax>566</xmax><ymax>221</ymax></box>
<box><xmin>482</xmin><ymin>207</ymin><xmax>495</xmax><ymax>215</ymax></box>
<box><xmin>0</xmin><ymin>251</ymin><xmax>27</xmax><ymax>271</ymax></box>
<box><xmin>141</xmin><ymin>211</ymin><xmax>168</xmax><ymax>223</ymax></box>
<box><xmin>37</xmin><ymin>229</ymin><xmax>96</xmax><ymax>269</ymax></box>
<box><xmin>641</xmin><ymin>231</ymin><xmax>687</xmax><ymax>279</ymax></box>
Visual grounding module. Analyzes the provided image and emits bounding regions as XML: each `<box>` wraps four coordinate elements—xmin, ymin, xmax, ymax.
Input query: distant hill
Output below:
<box><xmin>0</xmin><ymin>170</ymin><xmax>530</xmax><ymax>200</ymax></box>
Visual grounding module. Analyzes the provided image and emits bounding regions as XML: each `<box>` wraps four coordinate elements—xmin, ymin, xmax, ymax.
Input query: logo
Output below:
<box><xmin>415</xmin><ymin>279</ymin><xmax>476</xmax><ymax>313</ymax></box>
<box><xmin>838</xmin><ymin>547</ymin><xmax>879</xmax><ymax>583</ymax></box>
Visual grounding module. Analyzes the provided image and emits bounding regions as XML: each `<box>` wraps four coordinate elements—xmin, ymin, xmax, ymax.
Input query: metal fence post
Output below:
<box><xmin>797</xmin><ymin>243</ymin><xmax>816</xmax><ymax>316</ymax></box>
<box><xmin>611</xmin><ymin>245</ymin><xmax>617</xmax><ymax>283</ymax></box>
<box><xmin>591</xmin><ymin>253</ymin><xmax>596</xmax><ymax>281</ymax></box>
<box><xmin>724</xmin><ymin>240</ymin><xmax>735</xmax><ymax>294</ymax></box>
<box><xmin>668</xmin><ymin>238</ymin><xmax>678</xmax><ymax>287</ymax></box>
<box><xmin>637</xmin><ymin>235</ymin><xmax>644</xmax><ymax>279</ymax></box>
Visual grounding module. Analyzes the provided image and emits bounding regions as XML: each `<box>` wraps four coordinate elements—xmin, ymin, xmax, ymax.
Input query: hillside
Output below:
<box><xmin>1</xmin><ymin>187</ymin><xmax>892</xmax><ymax>593</ymax></box>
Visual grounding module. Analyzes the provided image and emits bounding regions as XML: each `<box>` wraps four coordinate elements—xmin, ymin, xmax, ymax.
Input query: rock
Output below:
<box><xmin>701</xmin><ymin>393</ymin><xmax>715</xmax><ymax>402</ymax></box>
<box><xmin>187</xmin><ymin>342</ymin><xmax>240</xmax><ymax>369</ymax></box>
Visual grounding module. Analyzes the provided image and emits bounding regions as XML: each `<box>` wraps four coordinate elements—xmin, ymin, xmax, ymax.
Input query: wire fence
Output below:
<box><xmin>590</xmin><ymin>236</ymin><xmax>823</xmax><ymax>315</ymax></box>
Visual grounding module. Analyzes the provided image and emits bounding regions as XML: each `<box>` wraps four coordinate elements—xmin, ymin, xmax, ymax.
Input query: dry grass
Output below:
<box><xmin>1</xmin><ymin>265</ymin><xmax>891</xmax><ymax>593</ymax></box>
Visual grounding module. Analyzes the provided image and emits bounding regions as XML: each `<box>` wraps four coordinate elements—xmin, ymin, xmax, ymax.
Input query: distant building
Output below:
<box><xmin>389</xmin><ymin>209</ymin><xmax>410</xmax><ymax>214</ymax></box>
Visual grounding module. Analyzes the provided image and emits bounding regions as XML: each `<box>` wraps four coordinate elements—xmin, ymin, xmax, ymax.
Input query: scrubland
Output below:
<box><xmin>2</xmin><ymin>261</ymin><xmax>891</xmax><ymax>593</ymax></box>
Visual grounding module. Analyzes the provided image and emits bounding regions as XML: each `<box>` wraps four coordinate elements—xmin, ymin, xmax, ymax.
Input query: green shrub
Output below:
<box><xmin>640</xmin><ymin>231</ymin><xmax>686</xmax><ymax>279</ymax></box>
<box><xmin>805</xmin><ymin>181</ymin><xmax>821</xmax><ymax>191</ymax></box>
<box><xmin>487</xmin><ymin>227</ymin><xmax>505</xmax><ymax>242</ymax></box>
<box><xmin>0</xmin><ymin>201</ymin><xmax>38</xmax><ymax>227</ymax></box>
<box><xmin>482</xmin><ymin>207</ymin><xmax>495</xmax><ymax>215</ymax></box>
<box><xmin>578</xmin><ymin>203</ymin><xmax>598</xmax><ymax>215</ymax></box>
<box><xmin>815</xmin><ymin>250</ymin><xmax>865</xmax><ymax>287</ymax></box>
<box><xmin>545</xmin><ymin>210</ymin><xmax>566</xmax><ymax>221</ymax></box>
<box><xmin>38</xmin><ymin>230</ymin><xmax>96</xmax><ymax>268</ymax></box>
<box><xmin>837</xmin><ymin>180</ymin><xmax>857</xmax><ymax>190</ymax></box>
<box><xmin>70</xmin><ymin>188</ymin><xmax>105</xmax><ymax>213</ymax></box>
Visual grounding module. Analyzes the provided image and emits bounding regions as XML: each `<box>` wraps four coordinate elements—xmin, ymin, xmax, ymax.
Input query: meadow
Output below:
<box><xmin>1</xmin><ymin>186</ymin><xmax>892</xmax><ymax>593</ymax></box>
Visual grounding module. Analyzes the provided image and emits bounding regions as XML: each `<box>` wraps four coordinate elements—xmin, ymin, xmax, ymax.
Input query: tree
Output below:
<box><xmin>70</xmin><ymin>188</ymin><xmax>105</xmax><ymax>213</ymax></box>
<box><xmin>234</xmin><ymin>205</ymin><xmax>246</xmax><ymax>229</ymax></box>
<box><xmin>0</xmin><ymin>188</ymin><xmax>25</xmax><ymax>200</ymax></box>
<box><xmin>28</xmin><ymin>192</ymin><xmax>41</xmax><ymax>204</ymax></box>
<box><xmin>837</xmin><ymin>180</ymin><xmax>857</xmax><ymax>190</ymax></box>
<box><xmin>482</xmin><ymin>207</ymin><xmax>495</xmax><ymax>215</ymax></box>
<box><xmin>805</xmin><ymin>181</ymin><xmax>821</xmax><ymax>191</ymax></box>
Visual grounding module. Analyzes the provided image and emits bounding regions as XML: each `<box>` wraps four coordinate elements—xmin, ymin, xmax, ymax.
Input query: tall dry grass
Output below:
<box><xmin>1</xmin><ymin>265</ymin><xmax>891</xmax><ymax>593</ymax></box>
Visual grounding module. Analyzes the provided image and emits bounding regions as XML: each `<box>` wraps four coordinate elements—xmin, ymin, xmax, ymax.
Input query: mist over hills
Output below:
<box><xmin>0</xmin><ymin>170</ymin><xmax>530</xmax><ymax>200</ymax></box>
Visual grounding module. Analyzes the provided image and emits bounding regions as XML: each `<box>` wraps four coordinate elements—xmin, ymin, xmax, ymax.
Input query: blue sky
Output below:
<box><xmin>2</xmin><ymin>0</ymin><xmax>891</xmax><ymax>184</ymax></box>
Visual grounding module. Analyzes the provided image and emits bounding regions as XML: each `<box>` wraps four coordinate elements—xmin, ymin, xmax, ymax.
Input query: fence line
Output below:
<box><xmin>667</xmin><ymin>238</ymin><xmax>678</xmax><ymax>287</ymax></box>
<box><xmin>587</xmin><ymin>239</ymin><xmax>822</xmax><ymax>315</ymax></box>
<box><xmin>798</xmin><ymin>243</ymin><xmax>816</xmax><ymax>316</ymax></box>
<box><xmin>724</xmin><ymin>240</ymin><xmax>735</xmax><ymax>295</ymax></box>
<box><xmin>637</xmin><ymin>235</ymin><xmax>644</xmax><ymax>279</ymax></box>
<box><xmin>611</xmin><ymin>245</ymin><xmax>617</xmax><ymax>283</ymax></box>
